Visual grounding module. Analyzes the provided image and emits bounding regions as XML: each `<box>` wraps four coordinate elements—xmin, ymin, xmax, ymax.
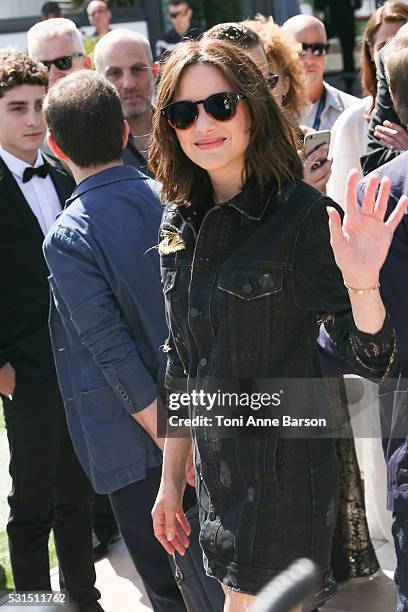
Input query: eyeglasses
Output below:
<box><xmin>267</xmin><ymin>72</ymin><xmax>279</xmax><ymax>90</ymax></box>
<box><xmin>40</xmin><ymin>53</ymin><xmax>84</xmax><ymax>71</ymax></box>
<box><xmin>161</xmin><ymin>92</ymin><xmax>246</xmax><ymax>130</ymax></box>
<box><xmin>169</xmin><ymin>7</ymin><xmax>189</xmax><ymax>18</ymax></box>
<box><xmin>299</xmin><ymin>42</ymin><xmax>330</xmax><ymax>57</ymax></box>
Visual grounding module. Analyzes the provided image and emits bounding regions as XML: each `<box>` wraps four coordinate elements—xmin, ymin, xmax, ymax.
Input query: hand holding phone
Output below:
<box><xmin>303</xmin><ymin>130</ymin><xmax>331</xmax><ymax>166</ymax></box>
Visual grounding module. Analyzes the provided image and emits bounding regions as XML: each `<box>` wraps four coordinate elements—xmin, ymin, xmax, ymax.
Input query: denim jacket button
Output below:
<box><xmin>199</xmin><ymin>357</ymin><xmax>208</xmax><ymax>367</ymax></box>
<box><xmin>208</xmin><ymin>510</ymin><xmax>216</xmax><ymax>520</ymax></box>
<box><xmin>190</xmin><ymin>308</ymin><xmax>199</xmax><ymax>318</ymax></box>
<box><xmin>242</xmin><ymin>283</ymin><xmax>253</xmax><ymax>295</ymax></box>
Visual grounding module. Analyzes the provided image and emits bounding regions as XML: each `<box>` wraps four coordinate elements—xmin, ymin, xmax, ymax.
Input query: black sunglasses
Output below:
<box><xmin>40</xmin><ymin>53</ymin><xmax>84</xmax><ymax>71</ymax></box>
<box><xmin>161</xmin><ymin>92</ymin><xmax>246</xmax><ymax>130</ymax></box>
<box><xmin>299</xmin><ymin>42</ymin><xmax>330</xmax><ymax>57</ymax></box>
<box><xmin>267</xmin><ymin>72</ymin><xmax>279</xmax><ymax>90</ymax></box>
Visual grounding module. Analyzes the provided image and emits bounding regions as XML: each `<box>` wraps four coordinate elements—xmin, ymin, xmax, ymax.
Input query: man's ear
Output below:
<box><xmin>122</xmin><ymin>120</ymin><xmax>130</xmax><ymax>150</ymax></box>
<box><xmin>152</xmin><ymin>61</ymin><xmax>160</xmax><ymax>82</ymax></box>
<box><xmin>83</xmin><ymin>54</ymin><xmax>93</xmax><ymax>70</ymax></box>
<box><xmin>47</xmin><ymin>133</ymin><xmax>66</xmax><ymax>160</ymax></box>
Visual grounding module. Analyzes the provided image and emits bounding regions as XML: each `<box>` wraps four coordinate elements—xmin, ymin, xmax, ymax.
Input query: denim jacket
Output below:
<box><xmin>160</xmin><ymin>178</ymin><xmax>396</xmax><ymax>423</ymax></box>
<box><xmin>44</xmin><ymin>166</ymin><xmax>166</xmax><ymax>494</ymax></box>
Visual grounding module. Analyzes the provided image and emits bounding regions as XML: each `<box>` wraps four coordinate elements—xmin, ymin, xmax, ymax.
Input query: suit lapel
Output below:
<box><xmin>0</xmin><ymin>156</ymin><xmax>45</xmax><ymax>242</ymax></box>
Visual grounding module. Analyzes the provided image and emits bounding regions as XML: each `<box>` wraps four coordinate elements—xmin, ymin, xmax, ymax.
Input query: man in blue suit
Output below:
<box><xmin>358</xmin><ymin>35</ymin><xmax>408</xmax><ymax>612</ymax></box>
<box><xmin>42</xmin><ymin>69</ymin><xmax>190</xmax><ymax>611</ymax></box>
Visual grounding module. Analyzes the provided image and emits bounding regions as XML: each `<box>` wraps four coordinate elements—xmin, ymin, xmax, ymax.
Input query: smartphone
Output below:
<box><xmin>303</xmin><ymin>130</ymin><xmax>331</xmax><ymax>165</ymax></box>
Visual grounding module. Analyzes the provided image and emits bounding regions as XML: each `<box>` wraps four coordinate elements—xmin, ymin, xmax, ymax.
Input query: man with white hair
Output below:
<box><xmin>282</xmin><ymin>14</ymin><xmax>358</xmax><ymax>130</ymax></box>
<box><xmin>28</xmin><ymin>18</ymin><xmax>91</xmax><ymax>85</ymax></box>
<box><xmin>94</xmin><ymin>29</ymin><xmax>159</xmax><ymax>175</ymax></box>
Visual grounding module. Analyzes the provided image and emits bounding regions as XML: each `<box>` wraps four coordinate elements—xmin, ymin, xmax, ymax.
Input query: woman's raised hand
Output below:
<box><xmin>327</xmin><ymin>169</ymin><xmax>408</xmax><ymax>288</ymax></box>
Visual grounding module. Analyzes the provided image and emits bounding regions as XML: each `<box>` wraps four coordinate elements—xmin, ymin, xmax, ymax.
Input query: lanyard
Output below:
<box><xmin>312</xmin><ymin>88</ymin><xmax>327</xmax><ymax>131</ymax></box>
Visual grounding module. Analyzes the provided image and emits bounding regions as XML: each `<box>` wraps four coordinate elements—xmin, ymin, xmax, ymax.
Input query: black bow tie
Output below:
<box><xmin>22</xmin><ymin>163</ymin><xmax>49</xmax><ymax>183</ymax></box>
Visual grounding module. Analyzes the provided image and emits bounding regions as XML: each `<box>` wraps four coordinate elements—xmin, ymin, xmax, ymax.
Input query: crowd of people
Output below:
<box><xmin>0</xmin><ymin>1</ymin><xmax>408</xmax><ymax>612</ymax></box>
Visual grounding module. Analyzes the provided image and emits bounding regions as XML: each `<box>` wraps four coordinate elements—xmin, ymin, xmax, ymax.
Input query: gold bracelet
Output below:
<box><xmin>344</xmin><ymin>280</ymin><xmax>380</xmax><ymax>295</ymax></box>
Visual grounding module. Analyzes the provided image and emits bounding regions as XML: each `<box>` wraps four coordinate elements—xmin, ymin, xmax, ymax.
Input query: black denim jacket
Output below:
<box><xmin>160</xmin><ymin>178</ymin><xmax>396</xmax><ymax>419</ymax></box>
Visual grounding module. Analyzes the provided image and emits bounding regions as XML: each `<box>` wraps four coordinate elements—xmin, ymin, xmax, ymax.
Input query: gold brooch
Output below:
<box><xmin>158</xmin><ymin>227</ymin><xmax>186</xmax><ymax>255</ymax></box>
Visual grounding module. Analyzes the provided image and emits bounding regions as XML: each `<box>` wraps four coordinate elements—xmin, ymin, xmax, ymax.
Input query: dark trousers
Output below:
<box><xmin>92</xmin><ymin>493</ymin><xmax>117</xmax><ymax>540</ymax></box>
<box><xmin>393</xmin><ymin>512</ymin><xmax>408</xmax><ymax>612</ymax></box>
<box><xmin>2</xmin><ymin>374</ymin><xmax>100</xmax><ymax>610</ymax></box>
<box><xmin>109</xmin><ymin>467</ymin><xmax>195</xmax><ymax>612</ymax></box>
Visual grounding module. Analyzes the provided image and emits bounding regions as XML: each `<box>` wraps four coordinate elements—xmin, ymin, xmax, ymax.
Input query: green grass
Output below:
<box><xmin>0</xmin><ymin>401</ymin><xmax>57</xmax><ymax>593</ymax></box>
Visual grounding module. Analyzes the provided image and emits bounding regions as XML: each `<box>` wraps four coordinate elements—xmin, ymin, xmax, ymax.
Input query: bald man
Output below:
<box><xmin>87</xmin><ymin>0</ymin><xmax>112</xmax><ymax>38</ymax></box>
<box><xmin>94</xmin><ymin>29</ymin><xmax>159</xmax><ymax>175</ymax></box>
<box><xmin>282</xmin><ymin>14</ymin><xmax>358</xmax><ymax>130</ymax></box>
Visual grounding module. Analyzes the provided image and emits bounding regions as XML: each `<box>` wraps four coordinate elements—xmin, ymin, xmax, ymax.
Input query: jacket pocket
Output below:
<box><xmin>217</xmin><ymin>268</ymin><xmax>284</xmax><ymax>377</ymax></box>
<box><xmin>79</xmin><ymin>384</ymin><xmax>141</xmax><ymax>473</ymax></box>
<box><xmin>217</xmin><ymin>268</ymin><xmax>282</xmax><ymax>300</ymax></box>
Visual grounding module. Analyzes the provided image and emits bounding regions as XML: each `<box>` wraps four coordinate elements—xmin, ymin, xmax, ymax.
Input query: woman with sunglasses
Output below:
<box><xmin>149</xmin><ymin>38</ymin><xmax>406</xmax><ymax>612</ymax></box>
<box><xmin>203</xmin><ymin>21</ymin><xmax>331</xmax><ymax>194</ymax></box>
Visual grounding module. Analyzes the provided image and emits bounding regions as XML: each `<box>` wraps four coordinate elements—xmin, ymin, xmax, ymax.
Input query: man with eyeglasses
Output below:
<box><xmin>282</xmin><ymin>14</ymin><xmax>358</xmax><ymax>131</ymax></box>
<box><xmin>28</xmin><ymin>18</ymin><xmax>91</xmax><ymax>85</ymax></box>
<box><xmin>86</xmin><ymin>1</ymin><xmax>112</xmax><ymax>39</ymax></box>
<box><xmin>155</xmin><ymin>0</ymin><xmax>203</xmax><ymax>60</ymax></box>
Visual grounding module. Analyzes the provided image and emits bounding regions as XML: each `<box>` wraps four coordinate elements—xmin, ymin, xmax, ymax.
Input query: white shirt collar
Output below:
<box><xmin>323</xmin><ymin>82</ymin><xmax>345</xmax><ymax>113</ymax></box>
<box><xmin>0</xmin><ymin>147</ymin><xmax>44</xmax><ymax>179</ymax></box>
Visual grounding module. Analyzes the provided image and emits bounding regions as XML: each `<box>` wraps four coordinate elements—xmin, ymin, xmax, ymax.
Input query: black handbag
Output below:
<box><xmin>169</xmin><ymin>504</ymin><xmax>225</xmax><ymax>612</ymax></box>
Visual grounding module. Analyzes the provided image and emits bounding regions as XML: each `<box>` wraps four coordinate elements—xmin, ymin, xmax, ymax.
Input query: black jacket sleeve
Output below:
<box><xmin>293</xmin><ymin>197</ymin><xmax>397</xmax><ymax>380</ymax></box>
<box><xmin>361</xmin><ymin>50</ymin><xmax>405</xmax><ymax>175</ymax></box>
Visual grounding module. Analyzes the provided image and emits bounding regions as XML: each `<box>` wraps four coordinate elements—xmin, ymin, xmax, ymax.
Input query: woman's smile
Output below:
<box><xmin>194</xmin><ymin>137</ymin><xmax>226</xmax><ymax>150</ymax></box>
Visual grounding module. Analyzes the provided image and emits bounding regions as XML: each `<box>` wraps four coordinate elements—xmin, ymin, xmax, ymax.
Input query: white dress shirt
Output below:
<box><xmin>0</xmin><ymin>147</ymin><xmax>61</xmax><ymax>236</ymax></box>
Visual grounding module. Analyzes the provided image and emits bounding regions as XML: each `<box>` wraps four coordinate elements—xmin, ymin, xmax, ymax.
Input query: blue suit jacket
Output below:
<box><xmin>358</xmin><ymin>153</ymin><xmax>408</xmax><ymax>362</ymax></box>
<box><xmin>43</xmin><ymin>166</ymin><xmax>166</xmax><ymax>494</ymax></box>
<box><xmin>318</xmin><ymin>155</ymin><xmax>408</xmax><ymax>510</ymax></box>
<box><xmin>359</xmin><ymin>155</ymin><xmax>408</xmax><ymax>512</ymax></box>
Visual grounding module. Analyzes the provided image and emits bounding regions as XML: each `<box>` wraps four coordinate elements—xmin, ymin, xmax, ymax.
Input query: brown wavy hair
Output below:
<box><xmin>361</xmin><ymin>1</ymin><xmax>408</xmax><ymax>114</ymax></box>
<box><xmin>0</xmin><ymin>51</ymin><xmax>48</xmax><ymax>98</ymax></box>
<box><xmin>243</xmin><ymin>15</ymin><xmax>307</xmax><ymax>126</ymax></box>
<box><xmin>149</xmin><ymin>38</ymin><xmax>303</xmax><ymax>206</ymax></box>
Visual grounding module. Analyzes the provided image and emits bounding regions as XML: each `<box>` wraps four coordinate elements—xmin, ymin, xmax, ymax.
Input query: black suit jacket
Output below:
<box><xmin>361</xmin><ymin>50</ymin><xmax>403</xmax><ymax>175</ymax></box>
<box><xmin>0</xmin><ymin>153</ymin><xmax>74</xmax><ymax>383</ymax></box>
